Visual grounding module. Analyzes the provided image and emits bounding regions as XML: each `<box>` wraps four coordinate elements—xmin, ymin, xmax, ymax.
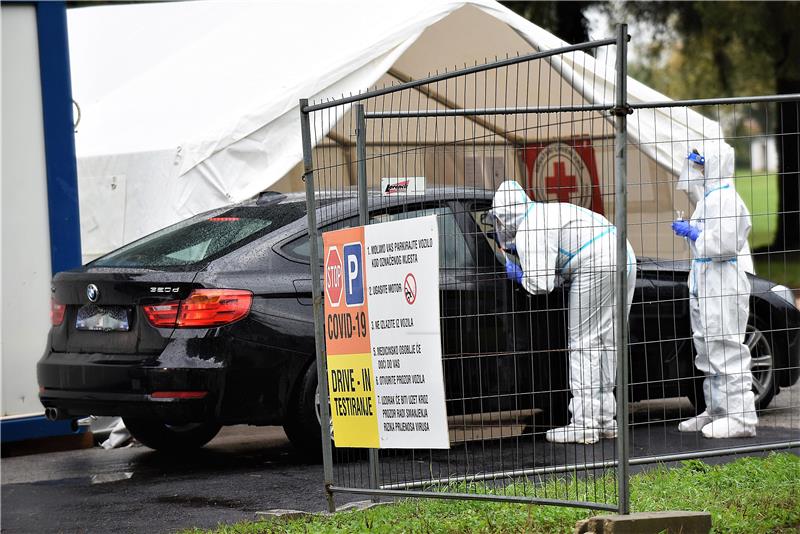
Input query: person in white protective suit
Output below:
<box><xmin>672</xmin><ymin>143</ymin><xmax>758</xmax><ymax>438</ymax></box>
<box><xmin>490</xmin><ymin>181</ymin><xmax>636</xmax><ymax>444</ymax></box>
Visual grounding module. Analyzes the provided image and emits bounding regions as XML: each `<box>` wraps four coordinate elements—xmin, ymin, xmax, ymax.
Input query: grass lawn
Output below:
<box><xmin>183</xmin><ymin>453</ymin><xmax>799</xmax><ymax>534</ymax></box>
<box><xmin>734</xmin><ymin>171</ymin><xmax>800</xmax><ymax>289</ymax></box>
<box><xmin>753</xmin><ymin>255</ymin><xmax>800</xmax><ymax>291</ymax></box>
<box><xmin>734</xmin><ymin>170</ymin><xmax>779</xmax><ymax>251</ymax></box>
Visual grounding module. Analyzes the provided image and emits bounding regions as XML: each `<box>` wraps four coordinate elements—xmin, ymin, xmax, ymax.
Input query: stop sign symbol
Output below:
<box><xmin>325</xmin><ymin>246</ymin><xmax>343</xmax><ymax>307</ymax></box>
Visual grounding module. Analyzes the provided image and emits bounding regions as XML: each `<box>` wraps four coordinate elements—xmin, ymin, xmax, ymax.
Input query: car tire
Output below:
<box><xmin>686</xmin><ymin>319</ymin><xmax>778</xmax><ymax>413</ymax></box>
<box><xmin>122</xmin><ymin>418</ymin><xmax>221</xmax><ymax>452</ymax></box>
<box><xmin>283</xmin><ymin>361</ymin><xmax>325</xmax><ymax>458</ymax></box>
<box><xmin>537</xmin><ymin>390</ymin><xmax>571</xmax><ymax>428</ymax></box>
<box><xmin>535</xmin><ymin>352</ymin><xmax>571</xmax><ymax>428</ymax></box>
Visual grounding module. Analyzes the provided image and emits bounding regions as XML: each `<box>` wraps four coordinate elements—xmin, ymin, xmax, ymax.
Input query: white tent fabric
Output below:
<box><xmin>69</xmin><ymin>0</ymin><xmax>723</xmax><ymax>261</ymax></box>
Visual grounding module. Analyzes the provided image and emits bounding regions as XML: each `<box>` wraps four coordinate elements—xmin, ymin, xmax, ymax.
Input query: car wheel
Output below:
<box><xmin>283</xmin><ymin>361</ymin><xmax>325</xmax><ymax>458</ymax></box>
<box><xmin>313</xmin><ymin>381</ymin><xmax>335</xmax><ymax>442</ymax></box>
<box><xmin>745</xmin><ymin>322</ymin><xmax>778</xmax><ymax>409</ymax></box>
<box><xmin>687</xmin><ymin>321</ymin><xmax>777</xmax><ymax>412</ymax></box>
<box><xmin>122</xmin><ymin>418</ymin><xmax>221</xmax><ymax>452</ymax></box>
<box><xmin>535</xmin><ymin>352</ymin><xmax>571</xmax><ymax>428</ymax></box>
<box><xmin>537</xmin><ymin>390</ymin><xmax>571</xmax><ymax>428</ymax></box>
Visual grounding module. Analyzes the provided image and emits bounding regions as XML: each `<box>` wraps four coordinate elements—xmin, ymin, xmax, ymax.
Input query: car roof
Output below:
<box><xmin>237</xmin><ymin>187</ymin><xmax>495</xmax><ymax>212</ymax></box>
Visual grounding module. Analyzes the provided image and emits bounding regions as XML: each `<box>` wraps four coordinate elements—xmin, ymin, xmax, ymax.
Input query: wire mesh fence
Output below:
<box><xmin>299</xmin><ymin>25</ymin><xmax>800</xmax><ymax>514</ymax></box>
<box><xmin>625</xmin><ymin>99</ymin><xmax>800</xmax><ymax>463</ymax></box>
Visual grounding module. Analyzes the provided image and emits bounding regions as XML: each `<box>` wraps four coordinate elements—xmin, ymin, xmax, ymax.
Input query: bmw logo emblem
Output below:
<box><xmin>86</xmin><ymin>284</ymin><xmax>99</xmax><ymax>302</ymax></box>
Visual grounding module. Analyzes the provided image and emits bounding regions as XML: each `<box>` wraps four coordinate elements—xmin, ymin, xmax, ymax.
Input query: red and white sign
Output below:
<box><xmin>403</xmin><ymin>273</ymin><xmax>417</xmax><ymax>305</ymax></box>
<box><xmin>325</xmin><ymin>246</ymin><xmax>343</xmax><ymax>307</ymax></box>
<box><xmin>522</xmin><ymin>139</ymin><xmax>604</xmax><ymax>215</ymax></box>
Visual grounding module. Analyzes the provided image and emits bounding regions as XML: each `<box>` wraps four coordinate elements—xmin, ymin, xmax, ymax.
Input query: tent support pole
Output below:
<box><xmin>386</xmin><ymin>67</ymin><xmax>521</xmax><ymax>145</ymax></box>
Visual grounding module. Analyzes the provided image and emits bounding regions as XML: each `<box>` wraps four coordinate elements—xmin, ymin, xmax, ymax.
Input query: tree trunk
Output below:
<box><xmin>770</xmin><ymin>76</ymin><xmax>800</xmax><ymax>252</ymax></box>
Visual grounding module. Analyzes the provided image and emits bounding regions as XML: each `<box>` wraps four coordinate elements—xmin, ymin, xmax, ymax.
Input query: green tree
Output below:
<box><xmin>502</xmin><ymin>2</ymin><xmax>593</xmax><ymax>46</ymax></box>
<box><xmin>613</xmin><ymin>1</ymin><xmax>800</xmax><ymax>252</ymax></box>
<box><xmin>506</xmin><ymin>1</ymin><xmax>800</xmax><ymax>252</ymax></box>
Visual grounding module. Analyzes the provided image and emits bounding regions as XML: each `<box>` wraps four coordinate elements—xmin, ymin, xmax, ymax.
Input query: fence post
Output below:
<box><xmin>613</xmin><ymin>24</ymin><xmax>631</xmax><ymax>516</ymax></box>
<box><xmin>300</xmin><ymin>98</ymin><xmax>336</xmax><ymax>513</ymax></box>
<box><xmin>355</xmin><ymin>103</ymin><xmax>381</xmax><ymax>501</ymax></box>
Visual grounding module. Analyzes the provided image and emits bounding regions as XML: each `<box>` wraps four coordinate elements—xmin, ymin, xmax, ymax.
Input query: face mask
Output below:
<box><xmin>490</xmin><ymin>180</ymin><xmax>530</xmax><ymax>250</ymax></box>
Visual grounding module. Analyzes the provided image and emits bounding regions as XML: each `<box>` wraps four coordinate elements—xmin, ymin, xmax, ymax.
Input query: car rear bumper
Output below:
<box><xmin>37</xmin><ymin>352</ymin><xmax>223</xmax><ymax>423</ymax></box>
<box><xmin>38</xmin><ymin>389</ymin><xmax>214</xmax><ymax>422</ymax></box>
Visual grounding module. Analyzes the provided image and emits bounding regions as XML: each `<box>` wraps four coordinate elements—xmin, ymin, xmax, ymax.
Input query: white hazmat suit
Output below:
<box><xmin>491</xmin><ymin>181</ymin><xmax>636</xmax><ymax>444</ymax></box>
<box><xmin>673</xmin><ymin>143</ymin><xmax>758</xmax><ymax>438</ymax></box>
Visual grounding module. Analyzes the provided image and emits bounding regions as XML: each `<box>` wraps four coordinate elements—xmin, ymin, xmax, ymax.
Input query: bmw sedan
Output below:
<box><xmin>38</xmin><ymin>190</ymin><xmax>800</xmax><ymax>452</ymax></box>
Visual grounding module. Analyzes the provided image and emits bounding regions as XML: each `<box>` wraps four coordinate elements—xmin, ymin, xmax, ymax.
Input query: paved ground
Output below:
<box><xmin>2</xmin><ymin>387</ymin><xmax>798</xmax><ymax>534</ymax></box>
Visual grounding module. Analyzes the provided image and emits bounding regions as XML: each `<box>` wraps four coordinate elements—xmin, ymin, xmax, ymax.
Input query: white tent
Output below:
<box><xmin>69</xmin><ymin>0</ymin><xmax>721</xmax><ymax>262</ymax></box>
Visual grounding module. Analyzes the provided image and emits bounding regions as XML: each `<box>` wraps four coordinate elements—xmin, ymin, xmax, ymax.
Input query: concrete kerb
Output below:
<box><xmin>254</xmin><ymin>499</ymin><xmax>391</xmax><ymax>521</ymax></box>
<box><xmin>256</xmin><ymin>504</ymin><xmax>712</xmax><ymax>533</ymax></box>
<box><xmin>254</xmin><ymin>509</ymin><xmax>311</xmax><ymax>520</ymax></box>
<box><xmin>574</xmin><ymin>511</ymin><xmax>712</xmax><ymax>534</ymax></box>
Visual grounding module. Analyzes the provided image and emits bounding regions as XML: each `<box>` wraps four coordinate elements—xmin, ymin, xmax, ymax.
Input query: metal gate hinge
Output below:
<box><xmin>611</xmin><ymin>104</ymin><xmax>634</xmax><ymax>116</ymax></box>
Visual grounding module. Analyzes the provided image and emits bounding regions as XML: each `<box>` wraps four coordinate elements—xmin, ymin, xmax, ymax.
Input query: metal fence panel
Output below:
<box><xmin>299</xmin><ymin>24</ymin><xmax>800</xmax><ymax>514</ymax></box>
<box><xmin>624</xmin><ymin>98</ymin><xmax>800</xmax><ymax>465</ymax></box>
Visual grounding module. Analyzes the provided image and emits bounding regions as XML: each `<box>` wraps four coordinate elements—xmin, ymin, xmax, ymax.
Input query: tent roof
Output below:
<box><xmin>69</xmin><ymin>0</ymin><xmax>723</xmax><ymax>203</ymax></box>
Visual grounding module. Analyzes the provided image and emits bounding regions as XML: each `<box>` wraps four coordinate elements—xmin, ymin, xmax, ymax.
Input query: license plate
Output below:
<box><xmin>75</xmin><ymin>304</ymin><xmax>130</xmax><ymax>332</ymax></box>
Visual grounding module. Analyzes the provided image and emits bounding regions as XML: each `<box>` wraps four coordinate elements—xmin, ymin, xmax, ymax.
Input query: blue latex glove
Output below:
<box><xmin>505</xmin><ymin>259</ymin><xmax>523</xmax><ymax>284</ymax></box>
<box><xmin>671</xmin><ymin>220</ymin><xmax>701</xmax><ymax>241</ymax></box>
<box><xmin>671</xmin><ymin>220</ymin><xmax>690</xmax><ymax>236</ymax></box>
<box><xmin>504</xmin><ymin>243</ymin><xmax>517</xmax><ymax>254</ymax></box>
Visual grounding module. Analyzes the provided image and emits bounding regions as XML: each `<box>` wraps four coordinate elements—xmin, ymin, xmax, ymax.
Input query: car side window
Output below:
<box><xmin>282</xmin><ymin>234</ymin><xmax>317</xmax><ymax>262</ymax></box>
<box><xmin>370</xmin><ymin>206</ymin><xmax>475</xmax><ymax>270</ymax></box>
<box><xmin>470</xmin><ymin>207</ymin><xmax>517</xmax><ymax>266</ymax></box>
<box><xmin>282</xmin><ymin>206</ymin><xmax>475</xmax><ymax>270</ymax></box>
<box><xmin>281</xmin><ymin>218</ymin><xmax>356</xmax><ymax>264</ymax></box>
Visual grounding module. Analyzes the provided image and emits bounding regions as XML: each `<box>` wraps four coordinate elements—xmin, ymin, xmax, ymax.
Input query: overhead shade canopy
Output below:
<box><xmin>70</xmin><ymin>0</ymin><xmax>723</xmax><ymax>262</ymax></box>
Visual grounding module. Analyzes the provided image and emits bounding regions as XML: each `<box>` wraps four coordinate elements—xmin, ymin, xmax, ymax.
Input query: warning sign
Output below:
<box><xmin>403</xmin><ymin>273</ymin><xmax>417</xmax><ymax>305</ymax></box>
<box><xmin>322</xmin><ymin>215</ymin><xmax>448</xmax><ymax>449</ymax></box>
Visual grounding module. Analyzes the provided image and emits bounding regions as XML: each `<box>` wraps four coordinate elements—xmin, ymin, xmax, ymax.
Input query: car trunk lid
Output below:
<box><xmin>50</xmin><ymin>269</ymin><xmax>198</xmax><ymax>355</ymax></box>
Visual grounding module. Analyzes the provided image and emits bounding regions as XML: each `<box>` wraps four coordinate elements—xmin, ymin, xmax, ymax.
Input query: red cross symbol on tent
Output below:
<box><xmin>545</xmin><ymin>161</ymin><xmax>577</xmax><ymax>202</ymax></box>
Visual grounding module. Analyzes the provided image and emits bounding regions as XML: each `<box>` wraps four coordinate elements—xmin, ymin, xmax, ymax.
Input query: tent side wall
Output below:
<box><xmin>269</xmin><ymin>126</ymin><xmax>690</xmax><ymax>261</ymax></box>
<box><xmin>78</xmin><ymin>149</ymin><xmax>186</xmax><ymax>262</ymax></box>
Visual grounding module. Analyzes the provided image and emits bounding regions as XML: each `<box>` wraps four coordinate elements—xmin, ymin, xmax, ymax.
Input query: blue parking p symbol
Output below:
<box><xmin>343</xmin><ymin>243</ymin><xmax>364</xmax><ymax>307</ymax></box>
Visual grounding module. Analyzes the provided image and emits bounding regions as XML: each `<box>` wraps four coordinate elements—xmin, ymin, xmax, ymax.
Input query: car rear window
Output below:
<box><xmin>92</xmin><ymin>202</ymin><xmax>308</xmax><ymax>268</ymax></box>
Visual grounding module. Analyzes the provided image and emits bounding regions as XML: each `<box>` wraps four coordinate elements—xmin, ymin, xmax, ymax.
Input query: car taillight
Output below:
<box><xmin>177</xmin><ymin>289</ymin><xmax>252</xmax><ymax>327</ymax></box>
<box><xmin>51</xmin><ymin>297</ymin><xmax>66</xmax><ymax>326</ymax></box>
<box><xmin>151</xmin><ymin>391</ymin><xmax>208</xmax><ymax>399</ymax></box>
<box><xmin>143</xmin><ymin>289</ymin><xmax>252</xmax><ymax>328</ymax></box>
<box><xmin>143</xmin><ymin>301</ymin><xmax>181</xmax><ymax>327</ymax></box>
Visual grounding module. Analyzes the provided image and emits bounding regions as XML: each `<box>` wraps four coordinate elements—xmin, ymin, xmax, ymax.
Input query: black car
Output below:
<box><xmin>38</xmin><ymin>190</ymin><xmax>800</xmax><ymax>452</ymax></box>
